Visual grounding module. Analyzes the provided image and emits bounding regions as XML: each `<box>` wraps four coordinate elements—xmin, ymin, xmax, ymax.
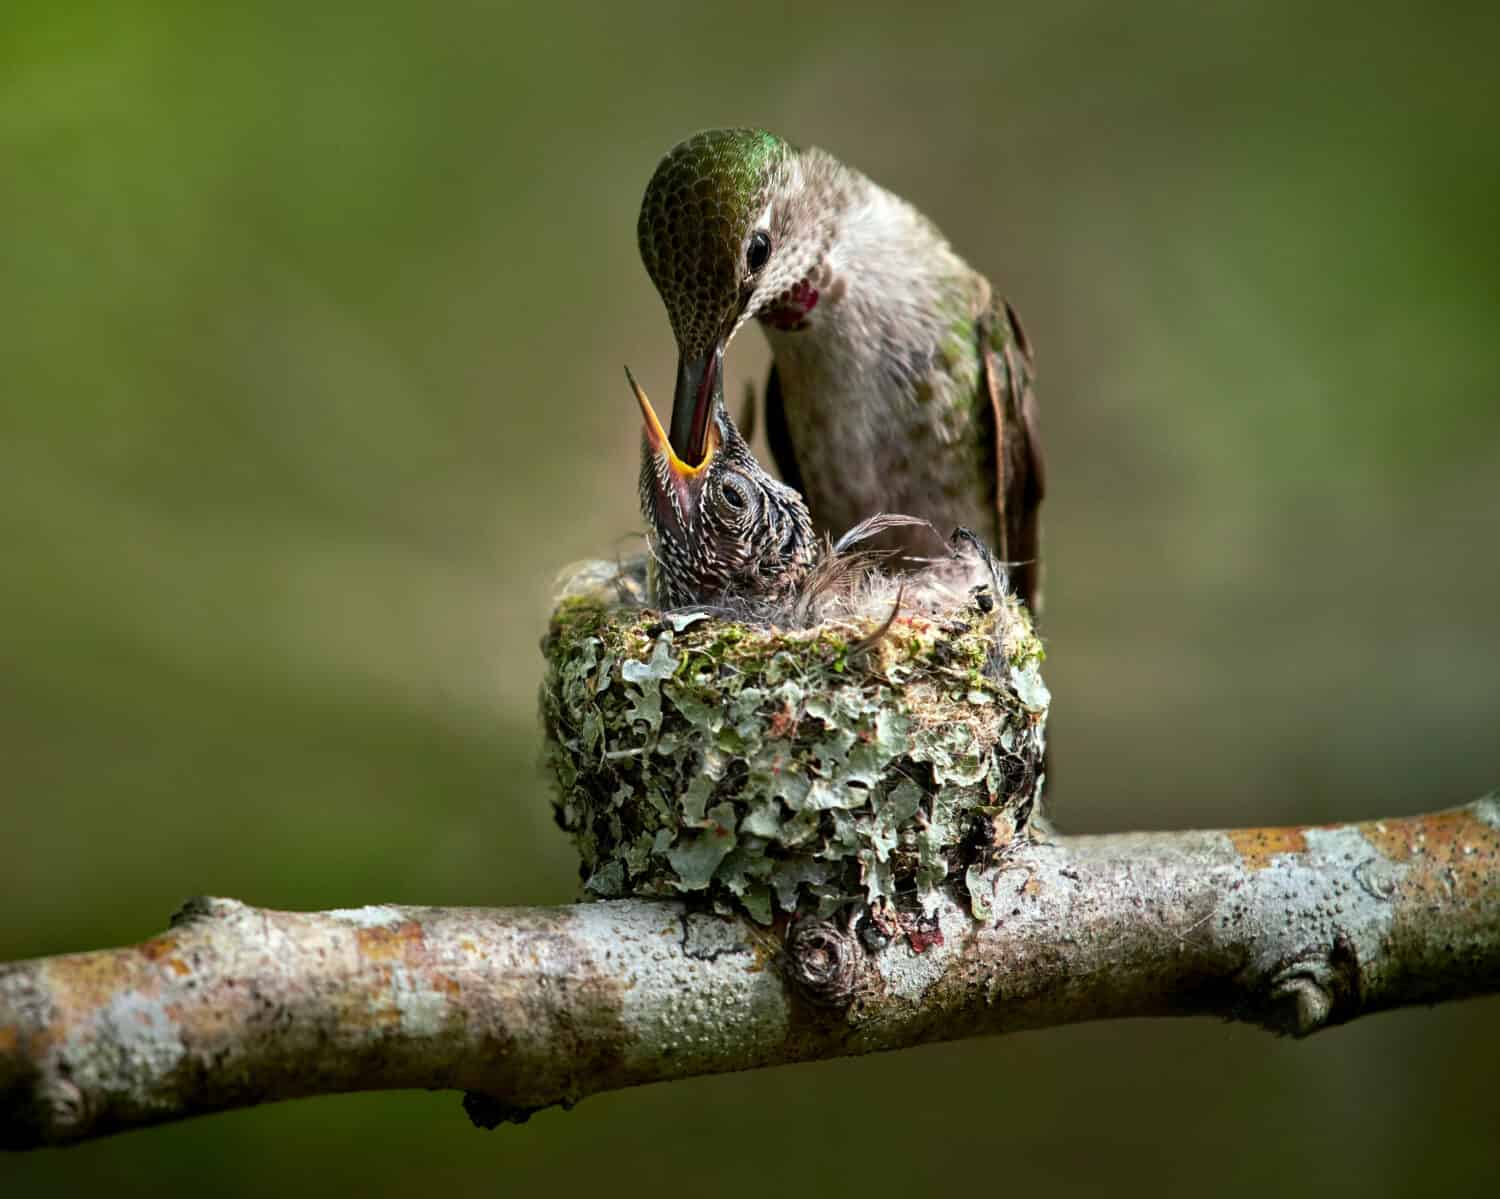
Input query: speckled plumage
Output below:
<box><xmin>629</xmin><ymin>369</ymin><xmax>814</xmax><ymax>609</ymax></box>
<box><xmin>638</xmin><ymin>130</ymin><xmax>795</xmax><ymax>360</ymax></box>
<box><xmin>638</xmin><ymin>130</ymin><xmax>1046</xmax><ymax>612</ymax></box>
<box><xmin>629</xmin><ymin>368</ymin><xmax>1005</xmax><ymax>623</ymax></box>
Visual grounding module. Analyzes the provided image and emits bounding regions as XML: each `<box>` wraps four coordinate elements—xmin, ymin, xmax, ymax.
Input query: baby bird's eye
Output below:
<box><xmin>720</xmin><ymin>479</ymin><xmax>748</xmax><ymax>510</ymax></box>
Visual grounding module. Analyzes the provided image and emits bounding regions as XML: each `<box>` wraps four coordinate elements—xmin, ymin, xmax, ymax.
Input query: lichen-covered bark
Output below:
<box><xmin>3</xmin><ymin>799</ymin><xmax>1497</xmax><ymax>1150</ymax></box>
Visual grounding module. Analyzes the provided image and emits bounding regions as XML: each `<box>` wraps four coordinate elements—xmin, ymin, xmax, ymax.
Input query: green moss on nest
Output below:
<box><xmin>540</xmin><ymin>559</ymin><xmax>1048</xmax><ymax>923</ymax></box>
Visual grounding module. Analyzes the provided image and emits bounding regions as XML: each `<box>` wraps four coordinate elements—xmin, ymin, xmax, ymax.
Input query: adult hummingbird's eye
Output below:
<box><xmin>746</xmin><ymin>230</ymin><xmax>772</xmax><ymax>274</ymax></box>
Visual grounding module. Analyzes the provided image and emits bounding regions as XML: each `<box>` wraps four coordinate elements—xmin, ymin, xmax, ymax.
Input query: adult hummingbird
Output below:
<box><xmin>637</xmin><ymin>128</ymin><xmax>1046</xmax><ymax>612</ymax></box>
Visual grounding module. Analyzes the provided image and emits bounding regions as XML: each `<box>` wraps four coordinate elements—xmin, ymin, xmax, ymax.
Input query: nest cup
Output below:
<box><xmin>541</xmin><ymin>558</ymin><xmax>1049</xmax><ymax>924</ymax></box>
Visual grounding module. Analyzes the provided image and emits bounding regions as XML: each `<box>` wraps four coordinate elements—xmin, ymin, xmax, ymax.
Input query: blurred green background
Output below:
<box><xmin>3</xmin><ymin>0</ymin><xmax>1497</xmax><ymax>1193</ymax></box>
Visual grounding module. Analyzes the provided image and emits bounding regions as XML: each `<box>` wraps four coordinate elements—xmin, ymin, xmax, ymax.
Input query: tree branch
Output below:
<box><xmin>3</xmin><ymin>798</ymin><xmax>1497</xmax><ymax>1149</ymax></box>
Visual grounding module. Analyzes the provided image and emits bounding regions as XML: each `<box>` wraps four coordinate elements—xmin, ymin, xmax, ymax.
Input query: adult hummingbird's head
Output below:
<box><xmin>626</xmin><ymin>367</ymin><xmax>814</xmax><ymax>609</ymax></box>
<box><xmin>638</xmin><ymin>129</ymin><xmax>836</xmax><ymax>467</ymax></box>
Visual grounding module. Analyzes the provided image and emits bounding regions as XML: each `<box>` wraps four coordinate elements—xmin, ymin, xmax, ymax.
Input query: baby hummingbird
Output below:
<box><xmin>628</xmin><ymin>367</ymin><xmax>814</xmax><ymax>610</ymax></box>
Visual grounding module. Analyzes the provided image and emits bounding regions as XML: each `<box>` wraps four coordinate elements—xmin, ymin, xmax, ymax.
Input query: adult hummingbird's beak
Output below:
<box><xmin>669</xmin><ymin>342</ymin><xmax>725</xmax><ymax>467</ymax></box>
<box><xmin>627</xmin><ymin>366</ymin><xmax>719</xmax><ymax>528</ymax></box>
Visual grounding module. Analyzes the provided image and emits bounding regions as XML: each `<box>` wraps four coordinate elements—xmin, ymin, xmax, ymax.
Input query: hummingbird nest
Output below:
<box><xmin>540</xmin><ymin>555</ymin><xmax>1049</xmax><ymax>924</ymax></box>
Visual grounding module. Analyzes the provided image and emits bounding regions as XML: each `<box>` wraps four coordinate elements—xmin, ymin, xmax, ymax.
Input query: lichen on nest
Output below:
<box><xmin>540</xmin><ymin>556</ymin><xmax>1049</xmax><ymax>924</ymax></box>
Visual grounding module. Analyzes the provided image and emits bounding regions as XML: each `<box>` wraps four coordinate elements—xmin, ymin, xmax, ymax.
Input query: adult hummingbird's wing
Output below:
<box><xmin>979</xmin><ymin>297</ymin><xmax>1046</xmax><ymax>614</ymax></box>
<box><xmin>762</xmin><ymin>299</ymin><xmax>1043</xmax><ymax>614</ymax></box>
<box><xmin>762</xmin><ymin>364</ymin><xmax>808</xmax><ymax>498</ymax></box>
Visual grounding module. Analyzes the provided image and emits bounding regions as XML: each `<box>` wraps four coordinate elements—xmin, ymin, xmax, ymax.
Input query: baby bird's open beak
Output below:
<box><xmin>628</xmin><ymin>365</ymin><xmax>720</xmax><ymax>535</ymax></box>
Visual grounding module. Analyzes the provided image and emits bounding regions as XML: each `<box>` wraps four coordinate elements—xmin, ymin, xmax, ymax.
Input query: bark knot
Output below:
<box><xmin>785</xmin><ymin>919</ymin><xmax>860</xmax><ymax>1007</ymax></box>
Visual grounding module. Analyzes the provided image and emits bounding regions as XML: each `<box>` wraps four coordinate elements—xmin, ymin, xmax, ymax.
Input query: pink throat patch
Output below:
<box><xmin>759</xmin><ymin>278</ymin><xmax>820</xmax><ymax>332</ymax></box>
